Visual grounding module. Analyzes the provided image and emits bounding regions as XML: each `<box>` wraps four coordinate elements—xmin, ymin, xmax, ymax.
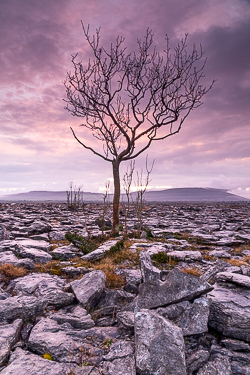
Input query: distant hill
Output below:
<box><xmin>0</xmin><ymin>188</ymin><xmax>248</xmax><ymax>202</ymax></box>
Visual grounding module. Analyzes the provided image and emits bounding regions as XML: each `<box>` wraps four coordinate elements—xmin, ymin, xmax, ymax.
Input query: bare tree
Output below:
<box><xmin>134</xmin><ymin>156</ymin><xmax>155</xmax><ymax>237</ymax></box>
<box><xmin>122</xmin><ymin>160</ymin><xmax>135</xmax><ymax>237</ymax></box>
<box><xmin>64</xmin><ymin>23</ymin><xmax>215</xmax><ymax>234</ymax></box>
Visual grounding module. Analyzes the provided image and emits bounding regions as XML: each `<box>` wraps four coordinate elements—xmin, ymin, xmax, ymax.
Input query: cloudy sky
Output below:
<box><xmin>0</xmin><ymin>0</ymin><xmax>250</xmax><ymax>197</ymax></box>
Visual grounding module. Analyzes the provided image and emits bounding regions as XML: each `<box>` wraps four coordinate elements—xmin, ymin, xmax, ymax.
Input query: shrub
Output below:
<box><xmin>0</xmin><ymin>264</ymin><xmax>28</xmax><ymax>283</ymax></box>
<box><xmin>151</xmin><ymin>252</ymin><xmax>168</xmax><ymax>263</ymax></box>
<box><xmin>65</xmin><ymin>232</ymin><xmax>98</xmax><ymax>255</ymax></box>
<box><xmin>109</xmin><ymin>239</ymin><xmax>124</xmax><ymax>255</ymax></box>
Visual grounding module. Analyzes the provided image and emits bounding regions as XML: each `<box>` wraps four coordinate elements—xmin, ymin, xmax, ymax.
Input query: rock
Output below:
<box><xmin>156</xmin><ymin>296</ymin><xmax>210</xmax><ymax>336</ymax></box>
<box><xmin>137</xmin><ymin>268</ymin><xmax>213</xmax><ymax>309</ymax></box>
<box><xmin>0</xmin><ymin>296</ymin><xmax>46</xmax><ymax>323</ymax></box>
<box><xmin>197</xmin><ymin>356</ymin><xmax>232</xmax><ymax>375</ymax></box>
<box><xmin>186</xmin><ymin>350</ymin><xmax>210</xmax><ymax>375</ymax></box>
<box><xmin>70</xmin><ymin>270</ymin><xmax>106</xmax><ymax>309</ymax></box>
<box><xmin>50</xmin><ymin>244</ymin><xmax>79</xmax><ymax>260</ymax></box>
<box><xmin>208</xmin><ymin>285</ymin><xmax>250</xmax><ymax>342</ymax></box>
<box><xmin>200</xmin><ymin>259</ymin><xmax>229</xmax><ymax>284</ymax></box>
<box><xmin>97</xmin><ymin>289</ymin><xmax>135</xmax><ymax>309</ymax></box>
<box><xmin>0</xmin><ymin>319</ymin><xmax>22</xmax><ymax>366</ymax></box>
<box><xmin>116</xmin><ymin>311</ymin><xmax>135</xmax><ymax>328</ymax></box>
<box><xmin>0</xmin><ymin>225</ymin><xmax>9</xmax><ymax>241</ymax></box>
<box><xmin>91</xmin><ymin>306</ymin><xmax>117</xmax><ymax>327</ymax></box>
<box><xmin>216</xmin><ymin>272</ymin><xmax>250</xmax><ymax>288</ymax></box>
<box><xmin>139</xmin><ymin>251</ymin><xmax>161</xmax><ymax>282</ymax></box>
<box><xmin>8</xmin><ymin>273</ymin><xmax>74</xmax><ymax>308</ymax></box>
<box><xmin>0</xmin><ymin>287</ymin><xmax>11</xmax><ymax>300</ymax></box>
<box><xmin>15</xmin><ymin>239</ymin><xmax>51</xmax><ymax>252</ymax></box>
<box><xmin>48</xmin><ymin>304</ymin><xmax>95</xmax><ymax>329</ymax></box>
<box><xmin>0</xmin><ymin>347</ymin><xmax>94</xmax><ymax>375</ymax></box>
<box><xmin>135</xmin><ymin>309</ymin><xmax>186</xmax><ymax>375</ymax></box>
<box><xmin>81</xmin><ymin>239</ymin><xmax>120</xmax><ymax>261</ymax></box>
<box><xmin>167</xmin><ymin>250</ymin><xmax>202</xmax><ymax>261</ymax></box>
<box><xmin>14</xmin><ymin>245</ymin><xmax>52</xmax><ymax>264</ymax></box>
<box><xmin>103</xmin><ymin>339</ymin><xmax>134</xmax><ymax>360</ymax></box>
<box><xmin>61</xmin><ymin>266</ymin><xmax>93</xmax><ymax>277</ymax></box>
<box><xmin>0</xmin><ymin>251</ymin><xmax>35</xmax><ymax>269</ymax></box>
<box><xmin>221</xmin><ymin>338</ymin><xmax>250</xmax><ymax>352</ymax></box>
<box><xmin>102</xmin><ymin>341</ymin><xmax>136</xmax><ymax>375</ymax></box>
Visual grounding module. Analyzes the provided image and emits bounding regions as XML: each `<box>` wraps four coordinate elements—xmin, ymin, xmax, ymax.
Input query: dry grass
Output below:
<box><xmin>0</xmin><ymin>263</ymin><xmax>28</xmax><ymax>283</ymax></box>
<box><xmin>226</xmin><ymin>257</ymin><xmax>250</xmax><ymax>267</ymax></box>
<box><xmin>182</xmin><ymin>267</ymin><xmax>203</xmax><ymax>277</ymax></box>
<box><xmin>34</xmin><ymin>260</ymin><xmax>64</xmax><ymax>276</ymax></box>
<box><xmin>93</xmin><ymin>259</ymin><xmax>126</xmax><ymax>288</ymax></box>
<box><xmin>233</xmin><ymin>244</ymin><xmax>250</xmax><ymax>253</ymax></box>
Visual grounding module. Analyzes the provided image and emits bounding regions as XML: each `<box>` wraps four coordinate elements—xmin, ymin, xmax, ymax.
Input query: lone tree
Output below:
<box><xmin>64</xmin><ymin>24</ymin><xmax>214</xmax><ymax>234</ymax></box>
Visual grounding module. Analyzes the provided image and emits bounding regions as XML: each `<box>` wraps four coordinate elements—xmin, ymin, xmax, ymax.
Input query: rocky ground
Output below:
<box><xmin>0</xmin><ymin>201</ymin><xmax>250</xmax><ymax>374</ymax></box>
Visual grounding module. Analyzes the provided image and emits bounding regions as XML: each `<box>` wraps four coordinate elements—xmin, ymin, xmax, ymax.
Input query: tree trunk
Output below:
<box><xmin>112</xmin><ymin>159</ymin><xmax>121</xmax><ymax>234</ymax></box>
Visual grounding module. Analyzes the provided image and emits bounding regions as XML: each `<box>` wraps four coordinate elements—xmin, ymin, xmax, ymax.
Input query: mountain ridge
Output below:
<box><xmin>0</xmin><ymin>187</ymin><xmax>248</xmax><ymax>202</ymax></box>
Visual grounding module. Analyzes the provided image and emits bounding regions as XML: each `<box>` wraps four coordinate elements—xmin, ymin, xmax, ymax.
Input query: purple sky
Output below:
<box><xmin>1</xmin><ymin>0</ymin><xmax>250</xmax><ymax>197</ymax></box>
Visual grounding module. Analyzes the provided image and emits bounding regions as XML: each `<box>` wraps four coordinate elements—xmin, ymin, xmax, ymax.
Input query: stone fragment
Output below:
<box><xmin>156</xmin><ymin>296</ymin><xmax>210</xmax><ymax>336</ymax></box>
<box><xmin>61</xmin><ymin>266</ymin><xmax>93</xmax><ymax>277</ymax></box>
<box><xmin>0</xmin><ymin>224</ymin><xmax>9</xmax><ymax>241</ymax></box>
<box><xmin>15</xmin><ymin>239</ymin><xmax>51</xmax><ymax>252</ymax></box>
<box><xmin>0</xmin><ymin>296</ymin><xmax>46</xmax><ymax>323</ymax></box>
<box><xmin>216</xmin><ymin>271</ymin><xmax>250</xmax><ymax>288</ymax></box>
<box><xmin>97</xmin><ymin>289</ymin><xmax>135</xmax><ymax>309</ymax></box>
<box><xmin>49</xmin><ymin>304</ymin><xmax>95</xmax><ymax>329</ymax></box>
<box><xmin>167</xmin><ymin>250</ymin><xmax>202</xmax><ymax>261</ymax></box>
<box><xmin>14</xmin><ymin>245</ymin><xmax>52</xmax><ymax>264</ymax></box>
<box><xmin>8</xmin><ymin>273</ymin><xmax>74</xmax><ymax>308</ymax></box>
<box><xmin>0</xmin><ymin>251</ymin><xmax>34</xmax><ymax>269</ymax></box>
<box><xmin>200</xmin><ymin>259</ymin><xmax>229</xmax><ymax>284</ymax></box>
<box><xmin>137</xmin><ymin>268</ymin><xmax>213</xmax><ymax>309</ymax></box>
<box><xmin>186</xmin><ymin>350</ymin><xmax>210</xmax><ymax>375</ymax></box>
<box><xmin>70</xmin><ymin>270</ymin><xmax>106</xmax><ymax>309</ymax></box>
<box><xmin>0</xmin><ymin>348</ymin><xmax>94</xmax><ymax>375</ymax></box>
<box><xmin>116</xmin><ymin>311</ymin><xmax>135</xmax><ymax>328</ymax></box>
<box><xmin>0</xmin><ymin>319</ymin><xmax>22</xmax><ymax>366</ymax></box>
<box><xmin>221</xmin><ymin>338</ymin><xmax>250</xmax><ymax>352</ymax></box>
<box><xmin>103</xmin><ymin>340</ymin><xmax>134</xmax><ymax>360</ymax></box>
<box><xmin>81</xmin><ymin>239</ymin><xmax>120</xmax><ymax>261</ymax></box>
<box><xmin>101</xmin><ymin>356</ymin><xmax>136</xmax><ymax>375</ymax></box>
<box><xmin>139</xmin><ymin>251</ymin><xmax>161</xmax><ymax>282</ymax></box>
<box><xmin>197</xmin><ymin>356</ymin><xmax>232</xmax><ymax>375</ymax></box>
<box><xmin>208</xmin><ymin>285</ymin><xmax>250</xmax><ymax>342</ymax></box>
<box><xmin>50</xmin><ymin>244</ymin><xmax>78</xmax><ymax>260</ymax></box>
<box><xmin>135</xmin><ymin>309</ymin><xmax>186</xmax><ymax>375</ymax></box>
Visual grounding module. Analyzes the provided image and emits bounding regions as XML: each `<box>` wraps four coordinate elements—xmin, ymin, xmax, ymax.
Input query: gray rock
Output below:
<box><xmin>0</xmin><ymin>319</ymin><xmax>22</xmax><ymax>366</ymax></box>
<box><xmin>137</xmin><ymin>268</ymin><xmax>213</xmax><ymax>309</ymax></box>
<box><xmin>139</xmin><ymin>251</ymin><xmax>161</xmax><ymax>282</ymax></box>
<box><xmin>0</xmin><ymin>287</ymin><xmax>11</xmax><ymax>300</ymax></box>
<box><xmin>61</xmin><ymin>266</ymin><xmax>93</xmax><ymax>277</ymax></box>
<box><xmin>70</xmin><ymin>270</ymin><xmax>106</xmax><ymax>309</ymax></box>
<box><xmin>101</xmin><ymin>356</ymin><xmax>136</xmax><ymax>375</ymax></box>
<box><xmin>116</xmin><ymin>311</ymin><xmax>135</xmax><ymax>328</ymax></box>
<box><xmin>8</xmin><ymin>273</ymin><xmax>74</xmax><ymax>308</ymax></box>
<box><xmin>0</xmin><ymin>296</ymin><xmax>46</xmax><ymax>323</ymax></box>
<box><xmin>97</xmin><ymin>289</ymin><xmax>135</xmax><ymax>309</ymax></box>
<box><xmin>197</xmin><ymin>356</ymin><xmax>232</xmax><ymax>375</ymax></box>
<box><xmin>81</xmin><ymin>239</ymin><xmax>120</xmax><ymax>261</ymax></box>
<box><xmin>0</xmin><ymin>225</ymin><xmax>9</xmax><ymax>241</ymax></box>
<box><xmin>221</xmin><ymin>338</ymin><xmax>250</xmax><ymax>352</ymax></box>
<box><xmin>156</xmin><ymin>296</ymin><xmax>210</xmax><ymax>336</ymax></box>
<box><xmin>14</xmin><ymin>245</ymin><xmax>52</xmax><ymax>264</ymax></box>
<box><xmin>103</xmin><ymin>340</ymin><xmax>134</xmax><ymax>360</ymax></box>
<box><xmin>186</xmin><ymin>350</ymin><xmax>210</xmax><ymax>375</ymax></box>
<box><xmin>200</xmin><ymin>259</ymin><xmax>229</xmax><ymax>284</ymax></box>
<box><xmin>216</xmin><ymin>272</ymin><xmax>250</xmax><ymax>288</ymax></box>
<box><xmin>15</xmin><ymin>239</ymin><xmax>51</xmax><ymax>252</ymax></box>
<box><xmin>51</xmin><ymin>244</ymin><xmax>79</xmax><ymax>260</ymax></box>
<box><xmin>135</xmin><ymin>309</ymin><xmax>186</xmax><ymax>375</ymax></box>
<box><xmin>49</xmin><ymin>305</ymin><xmax>95</xmax><ymax>329</ymax></box>
<box><xmin>0</xmin><ymin>251</ymin><xmax>34</xmax><ymax>269</ymax></box>
<box><xmin>167</xmin><ymin>250</ymin><xmax>202</xmax><ymax>261</ymax></box>
<box><xmin>208</xmin><ymin>285</ymin><xmax>250</xmax><ymax>342</ymax></box>
<box><xmin>0</xmin><ymin>348</ymin><xmax>94</xmax><ymax>375</ymax></box>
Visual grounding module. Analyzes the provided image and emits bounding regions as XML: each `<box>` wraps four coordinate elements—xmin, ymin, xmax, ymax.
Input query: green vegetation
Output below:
<box><xmin>65</xmin><ymin>232</ymin><xmax>98</xmax><ymax>255</ymax></box>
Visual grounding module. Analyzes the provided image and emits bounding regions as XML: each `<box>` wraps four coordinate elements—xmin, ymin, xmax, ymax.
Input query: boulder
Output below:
<box><xmin>137</xmin><ymin>268</ymin><xmax>213</xmax><ymax>309</ymax></box>
<box><xmin>116</xmin><ymin>311</ymin><xmax>135</xmax><ymax>328</ymax></box>
<box><xmin>0</xmin><ymin>319</ymin><xmax>22</xmax><ymax>366</ymax></box>
<box><xmin>216</xmin><ymin>272</ymin><xmax>250</xmax><ymax>288</ymax></box>
<box><xmin>0</xmin><ymin>225</ymin><xmax>9</xmax><ymax>241</ymax></box>
<box><xmin>135</xmin><ymin>309</ymin><xmax>186</xmax><ymax>375</ymax></box>
<box><xmin>0</xmin><ymin>296</ymin><xmax>46</xmax><ymax>323</ymax></box>
<box><xmin>48</xmin><ymin>305</ymin><xmax>95</xmax><ymax>329</ymax></box>
<box><xmin>0</xmin><ymin>348</ymin><xmax>94</xmax><ymax>375</ymax></box>
<box><xmin>0</xmin><ymin>251</ymin><xmax>34</xmax><ymax>269</ymax></box>
<box><xmin>197</xmin><ymin>356</ymin><xmax>232</xmax><ymax>375</ymax></box>
<box><xmin>70</xmin><ymin>270</ymin><xmax>106</xmax><ymax>309</ymax></box>
<box><xmin>14</xmin><ymin>245</ymin><xmax>52</xmax><ymax>264</ymax></box>
<box><xmin>156</xmin><ymin>296</ymin><xmax>210</xmax><ymax>336</ymax></box>
<box><xmin>8</xmin><ymin>273</ymin><xmax>74</xmax><ymax>308</ymax></box>
<box><xmin>139</xmin><ymin>251</ymin><xmax>161</xmax><ymax>282</ymax></box>
<box><xmin>102</xmin><ymin>340</ymin><xmax>136</xmax><ymax>375</ymax></box>
<box><xmin>81</xmin><ymin>239</ymin><xmax>120</xmax><ymax>262</ymax></box>
<box><xmin>186</xmin><ymin>350</ymin><xmax>210</xmax><ymax>375</ymax></box>
<box><xmin>208</xmin><ymin>285</ymin><xmax>250</xmax><ymax>342</ymax></box>
<box><xmin>167</xmin><ymin>250</ymin><xmax>202</xmax><ymax>261</ymax></box>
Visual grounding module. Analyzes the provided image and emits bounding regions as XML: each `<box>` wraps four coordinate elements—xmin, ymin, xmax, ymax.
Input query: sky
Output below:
<box><xmin>0</xmin><ymin>0</ymin><xmax>250</xmax><ymax>197</ymax></box>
